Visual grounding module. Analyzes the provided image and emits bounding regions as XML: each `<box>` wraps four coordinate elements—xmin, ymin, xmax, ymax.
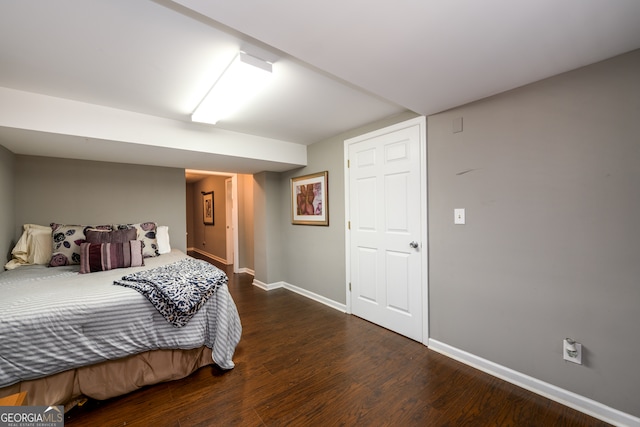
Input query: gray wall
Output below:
<box><xmin>253</xmin><ymin>171</ymin><xmax>283</xmax><ymax>283</ymax></box>
<box><xmin>238</xmin><ymin>174</ymin><xmax>254</xmax><ymax>271</ymax></box>
<box><xmin>0</xmin><ymin>145</ymin><xmax>15</xmax><ymax>262</ymax></box>
<box><xmin>428</xmin><ymin>50</ymin><xmax>640</xmax><ymax>416</ymax></box>
<box><xmin>13</xmin><ymin>156</ymin><xmax>187</xmax><ymax>252</ymax></box>
<box><xmin>253</xmin><ymin>173</ymin><xmax>268</xmax><ymax>281</ymax></box>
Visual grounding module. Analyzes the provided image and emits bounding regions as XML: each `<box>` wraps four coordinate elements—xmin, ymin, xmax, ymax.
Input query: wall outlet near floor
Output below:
<box><xmin>563</xmin><ymin>338</ymin><xmax>582</xmax><ymax>364</ymax></box>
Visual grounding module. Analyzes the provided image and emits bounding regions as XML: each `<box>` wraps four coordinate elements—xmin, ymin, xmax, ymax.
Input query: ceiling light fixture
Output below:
<box><xmin>191</xmin><ymin>51</ymin><xmax>273</xmax><ymax>125</ymax></box>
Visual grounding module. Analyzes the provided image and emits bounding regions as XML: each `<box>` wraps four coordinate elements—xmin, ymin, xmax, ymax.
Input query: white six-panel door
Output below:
<box><xmin>345</xmin><ymin>117</ymin><xmax>427</xmax><ymax>342</ymax></box>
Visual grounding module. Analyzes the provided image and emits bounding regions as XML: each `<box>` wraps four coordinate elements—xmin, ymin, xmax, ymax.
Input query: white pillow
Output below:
<box><xmin>156</xmin><ymin>225</ymin><xmax>171</xmax><ymax>254</ymax></box>
<box><xmin>4</xmin><ymin>224</ymin><xmax>52</xmax><ymax>269</ymax></box>
<box><xmin>26</xmin><ymin>224</ymin><xmax>53</xmax><ymax>264</ymax></box>
<box><xmin>8</xmin><ymin>230</ymin><xmax>30</xmax><ymax>265</ymax></box>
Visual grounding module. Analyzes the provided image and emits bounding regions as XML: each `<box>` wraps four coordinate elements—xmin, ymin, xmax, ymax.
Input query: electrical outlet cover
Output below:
<box><xmin>563</xmin><ymin>339</ymin><xmax>582</xmax><ymax>364</ymax></box>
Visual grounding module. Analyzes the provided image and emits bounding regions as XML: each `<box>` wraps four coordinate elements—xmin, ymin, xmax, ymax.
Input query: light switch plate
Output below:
<box><xmin>453</xmin><ymin>117</ymin><xmax>463</xmax><ymax>133</ymax></box>
<box><xmin>454</xmin><ymin>208</ymin><xmax>465</xmax><ymax>225</ymax></box>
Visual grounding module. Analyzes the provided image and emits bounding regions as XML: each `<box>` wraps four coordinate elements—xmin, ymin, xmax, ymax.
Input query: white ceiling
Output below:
<box><xmin>1</xmin><ymin>0</ymin><xmax>639</xmax><ymax>174</ymax></box>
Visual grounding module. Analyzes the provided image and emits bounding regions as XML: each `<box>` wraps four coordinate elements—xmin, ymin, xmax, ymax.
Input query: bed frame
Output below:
<box><xmin>0</xmin><ymin>347</ymin><xmax>213</xmax><ymax>409</ymax></box>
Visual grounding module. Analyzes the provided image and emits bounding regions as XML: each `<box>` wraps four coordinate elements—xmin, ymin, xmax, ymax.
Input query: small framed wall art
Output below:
<box><xmin>202</xmin><ymin>191</ymin><xmax>214</xmax><ymax>225</ymax></box>
<box><xmin>291</xmin><ymin>171</ymin><xmax>328</xmax><ymax>226</ymax></box>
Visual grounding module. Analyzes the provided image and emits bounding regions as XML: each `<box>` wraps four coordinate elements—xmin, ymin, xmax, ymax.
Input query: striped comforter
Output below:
<box><xmin>0</xmin><ymin>250</ymin><xmax>242</xmax><ymax>389</ymax></box>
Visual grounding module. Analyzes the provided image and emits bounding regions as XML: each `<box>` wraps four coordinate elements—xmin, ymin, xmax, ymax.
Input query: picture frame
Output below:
<box><xmin>202</xmin><ymin>191</ymin><xmax>214</xmax><ymax>225</ymax></box>
<box><xmin>291</xmin><ymin>171</ymin><xmax>328</xmax><ymax>225</ymax></box>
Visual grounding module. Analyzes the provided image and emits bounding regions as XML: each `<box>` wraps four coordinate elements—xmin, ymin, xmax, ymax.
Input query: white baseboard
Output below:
<box><xmin>252</xmin><ymin>279</ymin><xmax>283</xmax><ymax>291</ymax></box>
<box><xmin>428</xmin><ymin>339</ymin><xmax>639</xmax><ymax>427</ymax></box>
<box><xmin>238</xmin><ymin>267</ymin><xmax>255</xmax><ymax>276</ymax></box>
<box><xmin>251</xmin><ymin>280</ymin><xmax>347</xmax><ymax>313</ymax></box>
<box><xmin>188</xmin><ymin>248</ymin><xmax>255</xmax><ymax>274</ymax></box>
<box><xmin>187</xmin><ymin>248</ymin><xmax>230</xmax><ymax>265</ymax></box>
<box><xmin>282</xmin><ymin>282</ymin><xmax>347</xmax><ymax>313</ymax></box>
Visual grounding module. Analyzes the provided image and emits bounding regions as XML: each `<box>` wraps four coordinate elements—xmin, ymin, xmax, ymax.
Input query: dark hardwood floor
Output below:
<box><xmin>65</xmin><ymin>259</ymin><xmax>610</xmax><ymax>426</ymax></box>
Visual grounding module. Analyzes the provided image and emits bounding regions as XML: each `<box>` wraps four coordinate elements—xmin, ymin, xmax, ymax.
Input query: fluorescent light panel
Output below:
<box><xmin>192</xmin><ymin>51</ymin><xmax>272</xmax><ymax>125</ymax></box>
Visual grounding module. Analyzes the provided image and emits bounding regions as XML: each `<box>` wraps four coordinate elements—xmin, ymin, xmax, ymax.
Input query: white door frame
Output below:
<box><xmin>229</xmin><ymin>175</ymin><xmax>239</xmax><ymax>274</ymax></box>
<box><xmin>344</xmin><ymin>116</ymin><xmax>429</xmax><ymax>345</ymax></box>
<box><xmin>225</xmin><ymin>176</ymin><xmax>239</xmax><ymax>272</ymax></box>
<box><xmin>187</xmin><ymin>170</ymin><xmax>239</xmax><ymax>273</ymax></box>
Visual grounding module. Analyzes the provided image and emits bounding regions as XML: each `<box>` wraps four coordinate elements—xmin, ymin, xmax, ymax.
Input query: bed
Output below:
<box><xmin>0</xmin><ymin>248</ymin><xmax>242</xmax><ymax>408</ymax></box>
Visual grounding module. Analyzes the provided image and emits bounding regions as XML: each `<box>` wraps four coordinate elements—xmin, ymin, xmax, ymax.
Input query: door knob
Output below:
<box><xmin>409</xmin><ymin>241</ymin><xmax>419</xmax><ymax>249</ymax></box>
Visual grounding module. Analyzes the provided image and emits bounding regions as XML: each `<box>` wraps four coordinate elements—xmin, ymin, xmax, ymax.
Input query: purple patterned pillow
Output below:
<box><xmin>85</xmin><ymin>228</ymin><xmax>137</xmax><ymax>244</ymax></box>
<box><xmin>79</xmin><ymin>241</ymin><xmax>144</xmax><ymax>274</ymax></box>
<box><xmin>49</xmin><ymin>223</ymin><xmax>112</xmax><ymax>267</ymax></box>
<box><xmin>113</xmin><ymin>222</ymin><xmax>159</xmax><ymax>258</ymax></box>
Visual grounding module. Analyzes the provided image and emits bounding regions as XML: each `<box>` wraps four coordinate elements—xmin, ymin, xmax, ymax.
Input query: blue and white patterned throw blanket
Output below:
<box><xmin>114</xmin><ymin>258</ymin><xmax>228</xmax><ymax>327</ymax></box>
